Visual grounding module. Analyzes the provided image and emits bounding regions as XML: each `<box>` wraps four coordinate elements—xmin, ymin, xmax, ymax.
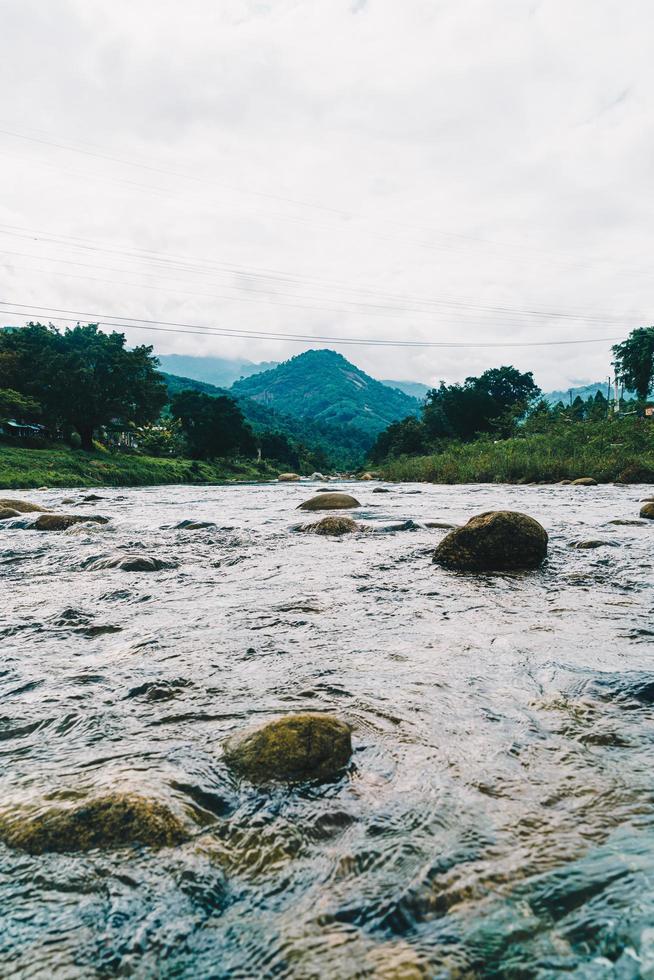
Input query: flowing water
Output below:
<box><xmin>1</xmin><ymin>480</ymin><xmax>653</xmax><ymax>979</ymax></box>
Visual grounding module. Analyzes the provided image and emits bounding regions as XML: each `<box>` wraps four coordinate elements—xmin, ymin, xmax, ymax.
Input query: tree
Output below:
<box><xmin>370</xmin><ymin>416</ymin><xmax>430</xmax><ymax>461</ymax></box>
<box><xmin>612</xmin><ymin>327</ymin><xmax>654</xmax><ymax>402</ymax></box>
<box><xmin>259</xmin><ymin>430</ymin><xmax>300</xmax><ymax>469</ymax></box>
<box><xmin>0</xmin><ymin>388</ymin><xmax>41</xmax><ymax>423</ymax></box>
<box><xmin>170</xmin><ymin>389</ymin><xmax>256</xmax><ymax>459</ymax></box>
<box><xmin>0</xmin><ymin>323</ymin><xmax>167</xmax><ymax>449</ymax></box>
<box><xmin>423</xmin><ymin>366</ymin><xmax>540</xmax><ymax>442</ymax></box>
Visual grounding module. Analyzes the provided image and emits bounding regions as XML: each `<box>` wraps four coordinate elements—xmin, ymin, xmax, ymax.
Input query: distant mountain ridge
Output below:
<box><xmin>382</xmin><ymin>379</ymin><xmax>431</xmax><ymax>400</ymax></box>
<box><xmin>157</xmin><ymin>353</ymin><xmax>278</xmax><ymax>389</ymax></box>
<box><xmin>230</xmin><ymin>349</ymin><xmax>421</xmax><ymax>437</ymax></box>
<box><xmin>543</xmin><ymin>381</ymin><xmax>614</xmax><ymax>405</ymax></box>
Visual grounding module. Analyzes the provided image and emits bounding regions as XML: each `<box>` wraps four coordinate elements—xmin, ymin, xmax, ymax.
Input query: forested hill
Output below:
<box><xmin>230</xmin><ymin>349</ymin><xmax>421</xmax><ymax>437</ymax></box>
<box><xmin>162</xmin><ymin>372</ymin><xmax>372</xmax><ymax>468</ymax></box>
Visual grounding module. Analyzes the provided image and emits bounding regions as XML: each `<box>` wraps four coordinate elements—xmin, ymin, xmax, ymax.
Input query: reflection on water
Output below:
<box><xmin>0</xmin><ymin>480</ymin><xmax>653</xmax><ymax>978</ymax></box>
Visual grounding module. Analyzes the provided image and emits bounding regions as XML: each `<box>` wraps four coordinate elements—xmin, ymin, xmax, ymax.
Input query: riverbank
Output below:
<box><xmin>380</xmin><ymin>421</ymin><xmax>654</xmax><ymax>484</ymax></box>
<box><xmin>0</xmin><ymin>445</ymin><xmax>280</xmax><ymax>488</ymax></box>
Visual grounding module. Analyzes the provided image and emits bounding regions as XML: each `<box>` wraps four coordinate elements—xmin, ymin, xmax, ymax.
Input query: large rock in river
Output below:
<box><xmin>85</xmin><ymin>553</ymin><xmax>175</xmax><ymax>571</ymax></box>
<box><xmin>640</xmin><ymin>502</ymin><xmax>654</xmax><ymax>520</ymax></box>
<box><xmin>297</xmin><ymin>492</ymin><xmax>360</xmax><ymax>512</ymax></box>
<box><xmin>277</xmin><ymin>473</ymin><xmax>300</xmax><ymax>482</ymax></box>
<box><xmin>223</xmin><ymin>713</ymin><xmax>352</xmax><ymax>782</ymax></box>
<box><xmin>0</xmin><ymin>497</ymin><xmax>49</xmax><ymax>513</ymax></box>
<box><xmin>0</xmin><ymin>794</ymin><xmax>189</xmax><ymax>854</ymax></box>
<box><xmin>571</xmin><ymin>477</ymin><xmax>597</xmax><ymax>486</ymax></box>
<box><xmin>33</xmin><ymin>513</ymin><xmax>109</xmax><ymax>531</ymax></box>
<box><xmin>298</xmin><ymin>516</ymin><xmax>359</xmax><ymax>536</ymax></box>
<box><xmin>0</xmin><ymin>508</ymin><xmax>20</xmax><ymax>520</ymax></box>
<box><xmin>433</xmin><ymin>510</ymin><xmax>548</xmax><ymax>571</ymax></box>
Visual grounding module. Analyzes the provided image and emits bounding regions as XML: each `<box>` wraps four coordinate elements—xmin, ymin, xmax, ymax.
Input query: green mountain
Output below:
<box><xmin>162</xmin><ymin>372</ymin><xmax>371</xmax><ymax>468</ymax></box>
<box><xmin>231</xmin><ymin>349</ymin><xmax>421</xmax><ymax>437</ymax></box>
<box><xmin>157</xmin><ymin>353</ymin><xmax>278</xmax><ymax>389</ymax></box>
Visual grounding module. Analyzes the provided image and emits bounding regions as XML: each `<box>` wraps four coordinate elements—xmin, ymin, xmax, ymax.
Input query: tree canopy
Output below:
<box><xmin>423</xmin><ymin>366</ymin><xmax>540</xmax><ymax>441</ymax></box>
<box><xmin>170</xmin><ymin>389</ymin><xmax>256</xmax><ymax>459</ymax></box>
<box><xmin>612</xmin><ymin>327</ymin><xmax>654</xmax><ymax>402</ymax></box>
<box><xmin>0</xmin><ymin>323</ymin><xmax>167</xmax><ymax>449</ymax></box>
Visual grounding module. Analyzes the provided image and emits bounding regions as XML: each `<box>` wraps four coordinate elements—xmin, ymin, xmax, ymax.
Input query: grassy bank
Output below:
<box><xmin>380</xmin><ymin>420</ymin><xmax>654</xmax><ymax>484</ymax></box>
<box><xmin>0</xmin><ymin>445</ymin><xmax>280</xmax><ymax>489</ymax></box>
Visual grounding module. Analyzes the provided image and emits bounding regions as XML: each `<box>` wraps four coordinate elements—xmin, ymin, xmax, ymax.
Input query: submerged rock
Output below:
<box><xmin>607</xmin><ymin>518</ymin><xmax>644</xmax><ymax>526</ymax></box>
<box><xmin>571</xmin><ymin>477</ymin><xmax>597</xmax><ymax>486</ymax></box>
<box><xmin>372</xmin><ymin>487</ymin><xmax>390</xmax><ymax>493</ymax></box>
<box><xmin>85</xmin><ymin>554</ymin><xmax>175</xmax><ymax>571</ymax></box>
<box><xmin>433</xmin><ymin>510</ymin><xmax>548</xmax><ymax>571</ymax></box>
<box><xmin>175</xmin><ymin>520</ymin><xmax>217</xmax><ymax>530</ymax></box>
<box><xmin>0</xmin><ymin>497</ymin><xmax>49</xmax><ymax>513</ymax></box>
<box><xmin>277</xmin><ymin>473</ymin><xmax>300</xmax><ymax>482</ymax></box>
<box><xmin>223</xmin><ymin>713</ymin><xmax>352</xmax><ymax>782</ymax></box>
<box><xmin>0</xmin><ymin>507</ymin><xmax>20</xmax><ymax>520</ymax></box>
<box><xmin>640</xmin><ymin>503</ymin><xmax>654</xmax><ymax>519</ymax></box>
<box><xmin>297</xmin><ymin>493</ymin><xmax>360</xmax><ymax>512</ymax></box>
<box><xmin>33</xmin><ymin>513</ymin><xmax>109</xmax><ymax>531</ymax></box>
<box><xmin>298</xmin><ymin>517</ymin><xmax>359</xmax><ymax>536</ymax></box>
<box><xmin>0</xmin><ymin>794</ymin><xmax>189</xmax><ymax>854</ymax></box>
<box><xmin>569</xmin><ymin>539</ymin><xmax>616</xmax><ymax>549</ymax></box>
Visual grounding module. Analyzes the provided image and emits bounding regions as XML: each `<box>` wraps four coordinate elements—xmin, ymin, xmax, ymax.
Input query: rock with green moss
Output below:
<box><xmin>0</xmin><ymin>794</ymin><xmax>190</xmax><ymax>853</ymax></box>
<box><xmin>278</xmin><ymin>473</ymin><xmax>300</xmax><ymax>482</ymax></box>
<box><xmin>0</xmin><ymin>507</ymin><xmax>20</xmax><ymax>520</ymax></box>
<box><xmin>571</xmin><ymin>477</ymin><xmax>597</xmax><ymax>486</ymax></box>
<box><xmin>433</xmin><ymin>510</ymin><xmax>548</xmax><ymax>571</ymax></box>
<box><xmin>0</xmin><ymin>497</ymin><xmax>49</xmax><ymax>513</ymax></box>
<box><xmin>223</xmin><ymin>713</ymin><xmax>352</xmax><ymax>782</ymax></box>
<box><xmin>640</xmin><ymin>502</ymin><xmax>654</xmax><ymax>519</ymax></box>
<box><xmin>33</xmin><ymin>513</ymin><xmax>109</xmax><ymax>531</ymax></box>
<box><xmin>298</xmin><ymin>517</ymin><xmax>359</xmax><ymax>536</ymax></box>
<box><xmin>297</xmin><ymin>493</ymin><xmax>360</xmax><ymax>512</ymax></box>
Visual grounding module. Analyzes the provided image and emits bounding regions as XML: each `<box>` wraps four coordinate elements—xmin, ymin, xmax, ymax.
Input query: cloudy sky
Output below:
<box><xmin>0</xmin><ymin>0</ymin><xmax>652</xmax><ymax>390</ymax></box>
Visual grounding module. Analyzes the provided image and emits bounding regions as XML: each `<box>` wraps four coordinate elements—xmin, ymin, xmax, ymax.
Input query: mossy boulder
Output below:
<box><xmin>559</xmin><ymin>479</ymin><xmax>572</xmax><ymax>485</ymax></box>
<box><xmin>278</xmin><ymin>473</ymin><xmax>300</xmax><ymax>482</ymax></box>
<box><xmin>433</xmin><ymin>510</ymin><xmax>548</xmax><ymax>571</ymax></box>
<box><xmin>0</xmin><ymin>507</ymin><xmax>20</xmax><ymax>520</ymax></box>
<box><xmin>0</xmin><ymin>794</ymin><xmax>189</xmax><ymax>854</ymax></box>
<box><xmin>640</xmin><ymin>503</ymin><xmax>654</xmax><ymax>519</ymax></box>
<box><xmin>33</xmin><ymin>514</ymin><xmax>109</xmax><ymax>531</ymax></box>
<box><xmin>299</xmin><ymin>517</ymin><xmax>359</xmax><ymax>536</ymax></box>
<box><xmin>571</xmin><ymin>477</ymin><xmax>597</xmax><ymax>486</ymax></box>
<box><xmin>0</xmin><ymin>498</ymin><xmax>49</xmax><ymax>513</ymax></box>
<box><xmin>297</xmin><ymin>493</ymin><xmax>360</xmax><ymax>512</ymax></box>
<box><xmin>223</xmin><ymin>713</ymin><xmax>352</xmax><ymax>782</ymax></box>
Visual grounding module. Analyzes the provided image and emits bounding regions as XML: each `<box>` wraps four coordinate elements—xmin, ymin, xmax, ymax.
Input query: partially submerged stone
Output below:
<box><xmin>175</xmin><ymin>520</ymin><xmax>217</xmax><ymax>530</ymax></box>
<box><xmin>0</xmin><ymin>794</ymin><xmax>189</xmax><ymax>854</ymax></box>
<box><xmin>33</xmin><ymin>513</ymin><xmax>109</xmax><ymax>531</ymax></box>
<box><xmin>0</xmin><ymin>507</ymin><xmax>20</xmax><ymax>520</ymax></box>
<box><xmin>433</xmin><ymin>510</ymin><xmax>548</xmax><ymax>571</ymax></box>
<box><xmin>0</xmin><ymin>498</ymin><xmax>49</xmax><ymax>513</ymax></box>
<box><xmin>297</xmin><ymin>493</ymin><xmax>360</xmax><ymax>512</ymax></box>
<box><xmin>640</xmin><ymin>503</ymin><xmax>654</xmax><ymax>520</ymax></box>
<box><xmin>278</xmin><ymin>473</ymin><xmax>300</xmax><ymax>482</ymax></box>
<box><xmin>298</xmin><ymin>516</ymin><xmax>359</xmax><ymax>536</ymax></box>
<box><xmin>223</xmin><ymin>713</ymin><xmax>352</xmax><ymax>782</ymax></box>
<box><xmin>372</xmin><ymin>487</ymin><xmax>390</xmax><ymax>493</ymax></box>
<box><xmin>85</xmin><ymin>554</ymin><xmax>174</xmax><ymax>571</ymax></box>
<box><xmin>571</xmin><ymin>477</ymin><xmax>597</xmax><ymax>486</ymax></box>
<box><xmin>569</xmin><ymin>539</ymin><xmax>615</xmax><ymax>549</ymax></box>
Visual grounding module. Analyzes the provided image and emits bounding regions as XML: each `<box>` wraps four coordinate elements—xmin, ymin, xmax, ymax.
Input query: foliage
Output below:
<box><xmin>0</xmin><ymin>388</ymin><xmax>41</xmax><ymax>422</ymax></box>
<box><xmin>170</xmin><ymin>389</ymin><xmax>256</xmax><ymax>460</ymax></box>
<box><xmin>380</xmin><ymin>417</ymin><xmax>654</xmax><ymax>485</ymax></box>
<box><xmin>136</xmin><ymin>419</ymin><xmax>186</xmax><ymax>458</ymax></box>
<box><xmin>0</xmin><ymin>444</ymin><xmax>280</xmax><ymax>489</ymax></box>
<box><xmin>423</xmin><ymin>366</ymin><xmax>541</xmax><ymax>441</ymax></box>
<box><xmin>0</xmin><ymin>323</ymin><xmax>167</xmax><ymax>449</ymax></box>
<box><xmin>612</xmin><ymin>327</ymin><xmax>654</xmax><ymax>402</ymax></box>
<box><xmin>369</xmin><ymin>416</ymin><xmax>431</xmax><ymax>463</ymax></box>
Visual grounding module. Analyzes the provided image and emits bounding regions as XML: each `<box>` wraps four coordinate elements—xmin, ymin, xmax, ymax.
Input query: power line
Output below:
<box><xmin>0</xmin><ymin>301</ymin><xmax>624</xmax><ymax>348</ymax></box>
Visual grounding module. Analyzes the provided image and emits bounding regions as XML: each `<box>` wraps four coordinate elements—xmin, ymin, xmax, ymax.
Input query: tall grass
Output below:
<box><xmin>0</xmin><ymin>445</ymin><xmax>279</xmax><ymax>489</ymax></box>
<box><xmin>381</xmin><ymin>419</ymin><xmax>654</xmax><ymax>484</ymax></box>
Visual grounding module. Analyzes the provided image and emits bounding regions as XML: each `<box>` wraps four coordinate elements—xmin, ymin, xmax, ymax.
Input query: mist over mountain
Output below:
<box><xmin>381</xmin><ymin>379</ymin><xmax>431</xmax><ymax>400</ymax></box>
<box><xmin>157</xmin><ymin>354</ymin><xmax>278</xmax><ymax>390</ymax></box>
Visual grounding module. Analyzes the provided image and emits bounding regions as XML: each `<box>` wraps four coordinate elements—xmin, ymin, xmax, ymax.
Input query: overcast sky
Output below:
<box><xmin>1</xmin><ymin>0</ymin><xmax>652</xmax><ymax>390</ymax></box>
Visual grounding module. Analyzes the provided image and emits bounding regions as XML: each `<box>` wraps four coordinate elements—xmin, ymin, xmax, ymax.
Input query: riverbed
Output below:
<box><xmin>1</xmin><ymin>481</ymin><xmax>653</xmax><ymax>978</ymax></box>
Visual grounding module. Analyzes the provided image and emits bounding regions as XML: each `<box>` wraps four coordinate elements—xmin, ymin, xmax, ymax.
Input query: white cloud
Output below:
<box><xmin>0</xmin><ymin>0</ymin><xmax>651</xmax><ymax>389</ymax></box>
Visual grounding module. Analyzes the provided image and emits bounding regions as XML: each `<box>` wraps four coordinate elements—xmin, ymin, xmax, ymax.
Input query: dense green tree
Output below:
<box><xmin>170</xmin><ymin>389</ymin><xmax>256</xmax><ymax>459</ymax></box>
<box><xmin>259</xmin><ymin>430</ymin><xmax>300</xmax><ymax>469</ymax></box>
<box><xmin>0</xmin><ymin>388</ymin><xmax>41</xmax><ymax>423</ymax></box>
<box><xmin>423</xmin><ymin>366</ymin><xmax>540</xmax><ymax>442</ymax></box>
<box><xmin>0</xmin><ymin>323</ymin><xmax>167</xmax><ymax>449</ymax></box>
<box><xmin>370</xmin><ymin>416</ymin><xmax>430</xmax><ymax>462</ymax></box>
<box><xmin>612</xmin><ymin>327</ymin><xmax>654</xmax><ymax>402</ymax></box>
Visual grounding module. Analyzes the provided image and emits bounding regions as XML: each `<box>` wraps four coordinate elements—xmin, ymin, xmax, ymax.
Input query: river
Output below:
<box><xmin>1</xmin><ymin>480</ymin><xmax>653</xmax><ymax>978</ymax></box>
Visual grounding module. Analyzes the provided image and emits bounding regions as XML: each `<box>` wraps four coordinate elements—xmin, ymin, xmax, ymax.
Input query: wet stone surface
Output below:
<box><xmin>0</xmin><ymin>480</ymin><xmax>653</xmax><ymax>977</ymax></box>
